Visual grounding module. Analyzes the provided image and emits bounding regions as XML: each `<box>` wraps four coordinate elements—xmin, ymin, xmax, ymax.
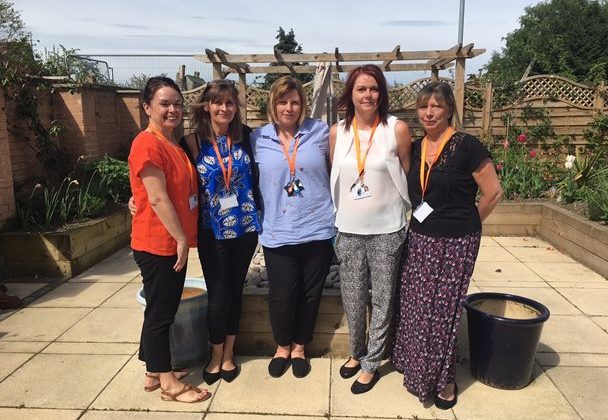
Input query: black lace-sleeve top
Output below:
<box><xmin>407</xmin><ymin>132</ymin><xmax>492</xmax><ymax>237</ymax></box>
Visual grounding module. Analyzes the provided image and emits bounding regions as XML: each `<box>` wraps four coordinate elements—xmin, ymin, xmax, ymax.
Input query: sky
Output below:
<box><xmin>15</xmin><ymin>0</ymin><xmax>545</xmax><ymax>84</ymax></box>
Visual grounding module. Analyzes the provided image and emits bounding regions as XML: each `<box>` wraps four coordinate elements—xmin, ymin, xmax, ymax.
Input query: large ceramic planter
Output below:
<box><xmin>463</xmin><ymin>292</ymin><xmax>550</xmax><ymax>389</ymax></box>
<box><xmin>0</xmin><ymin>210</ymin><xmax>131</xmax><ymax>278</ymax></box>
<box><xmin>136</xmin><ymin>278</ymin><xmax>208</xmax><ymax>368</ymax></box>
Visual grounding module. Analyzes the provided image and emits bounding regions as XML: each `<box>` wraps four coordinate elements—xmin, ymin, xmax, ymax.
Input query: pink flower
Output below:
<box><xmin>502</xmin><ymin>140</ymin><xmax>510</xmax><ymax>149</ymax></box>
<box><xmin>495</xmin><ymin>163</ymin><xmax>503</xmax><ymax>171</ymax></box>
<box><xmin>517</xmin><ymin>134</ymin><xmax>527</xmax><ymax>143</ymax></box>
<box><xmin>529</xmin><ymin>149</ymin><xmax>537</xmax><ymax>158</ymax></box>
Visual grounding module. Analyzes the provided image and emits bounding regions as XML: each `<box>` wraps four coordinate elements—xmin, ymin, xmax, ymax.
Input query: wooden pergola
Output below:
<box><xmin>195</xmin><ymin>44</ymin><xmax>484</xmax><ymax>127</ymax></box>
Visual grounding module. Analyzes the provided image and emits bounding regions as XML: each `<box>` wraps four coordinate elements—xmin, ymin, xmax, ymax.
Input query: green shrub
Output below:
<box><xmin>582</xmin><ymin>174</ymin><xmax>608</xmax><ymax>222</ymax></box>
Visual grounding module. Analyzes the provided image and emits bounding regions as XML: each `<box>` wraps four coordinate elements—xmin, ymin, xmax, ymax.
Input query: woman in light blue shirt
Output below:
<box><xmin>250</xmin><ymin>76</ymin><xmax>335</xmax><ymax>379</ymax></box>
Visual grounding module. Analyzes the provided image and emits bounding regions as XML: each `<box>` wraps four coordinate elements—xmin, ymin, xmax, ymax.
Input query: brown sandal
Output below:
<box><xmin>144</xmin><ymin>370</ymin><xmax>191</xmax><ymax>392</ymax></box>
<box><xmin>160</xmin><ymin>384</ymin><xmax>211</xmax><ymax>403</ymax></box>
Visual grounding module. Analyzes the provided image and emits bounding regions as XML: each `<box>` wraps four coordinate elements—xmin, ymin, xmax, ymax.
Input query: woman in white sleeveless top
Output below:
<box><xmin>329</xmin><ymin>64</ymin><xmax>412</xmax><ymax>394</ymax></box>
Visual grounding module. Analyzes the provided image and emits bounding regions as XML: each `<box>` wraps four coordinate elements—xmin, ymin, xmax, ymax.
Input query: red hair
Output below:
<box><xmin>337</xmin><ymin>64</ymin><xmax>389</xmax><ymax>129</ymax></box>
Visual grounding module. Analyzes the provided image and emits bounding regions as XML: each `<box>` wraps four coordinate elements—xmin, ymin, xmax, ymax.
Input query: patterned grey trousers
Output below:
<box><xmin>335</xmin><ymin>229</ymin><xmax>406</xmax><ymax>373</ymax></box>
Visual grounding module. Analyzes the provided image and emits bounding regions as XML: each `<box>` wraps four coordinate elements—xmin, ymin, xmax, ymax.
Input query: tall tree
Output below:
<box><xmin>257</xmin><ymin>27</ymin><xmax>313</xmax><ymax>89</ymax></box>
<box><xmin>484</xmin><ymin>0</ymin><xmax>608</xmax><ymax>84</ymax></box>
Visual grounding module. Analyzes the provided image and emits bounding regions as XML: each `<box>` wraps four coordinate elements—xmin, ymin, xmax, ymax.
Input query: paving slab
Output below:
<box><xmin>480</xmin><ymin>236</ymin><xmax>500</xmax><ymax>247</ymax></box>
<box><xmin>73</xmin><ymin>249</ymin><xmax>139</xmax><ymax>282</ymax></box>
<box><xmin>506</xmin><ymin>246</ymin><xmax>576</xmax><ymax>263</ymax></box>
<box><xmin>81</xmin><ymin>411</ymin><xmax>203</xmax><ymax>419</ymax></box>
<box><xmin>593</xmin><ymin>316</ymin><xmax>608</xmax><ymax>332</ymax></box>
<box><xmin>546</xmin><ymin>366</ymin><xmax>608</xmax><ymax>420</ymax></box>
<box><xmin>91</xmin><ymin>355</ymin><xmax>214</xmax><ymax>413</ymax></box>
<box><xmin>539</xmin><ymin>315</ymin><xmax>608</xmax><ymax>354</ymax></box>
<box><xmin>0</xmin><ymin>352</ymin><xmax>33</xmax><ymax>381</ymax></box>
<box><xmin>0</xmin><ymin>307</ymin><xmax>91</xmax><ymax>341</ymax></box>
<box><xmin>101</xmin><ymin>283</ymin><xmax>142</xmax><ymax>308</ymax></box>
<box><xmin>548</xmin><ymin>281</ymin><xmax>608</xmax><ymax>289</ymax></box>
<box><xmin>526</xmin><ymin>262</ymin><xmax>605</xmax><ymax>282</ymax></box>
<box><xmin>42</xmin><ymin>342</ymin><xmax>138</xmax><ymax>355</ymax></box>
<box><xmin>58</xmin><ymin>308</ymin><xmax>142</xmax><ymax>343</ymax></box>
<box><xmin>2</xmin><ymin>282</ymin><xmax>47</xmax><ymax>299</ymax></box>
<box><xmin>472</xmin><ymin>261</ymin><xmax>544</xmax><ymax>282</ymax></box>
<box><xmin>186</xmin><ymin>260</ymin><xmax>204</xmax><ymax>278</ymax></box>
<box><xmin>557</xmin><ymin>289</ymin><xmax>608</xmax><ymax>315</ymax></box>
<box><xmin>452</xmin><ymin>364</ymin><xmax>580</xmax><ymax>420</ymax></box>
<box><xmin>492</xmin><ymin>236</ymin><xmax>550</xmax><ymax>247</ymax></box>
<box><xmin>207</xmin><ymin>415</ymin><xmax>323</xmax><ymax>420</ymax></box>
<box><xmin>473</xmin><ymin>280</ymin><xmax>549</xmax><ymax>288</ymax></box>
<box><xmin>536</xmin><ymin>352</ymin><xmax>608</xmax><ymax>367</ymax></box>
<box><xmin>476</xmin><ymin>286</ymin><xmax>582</xmax><ymax>315</ymax></box>
<box><xmin>30</xmin><ymin>282</ymin><xmax>124</xmax><ymax>308</ymax></box>
<box><xmin>0</xmin><ymin>353</ymin><xmax>129</xmax><ymax>409</ymax></box>
<box><xmin>209</xmin><ymin>357</ymin><xmax>330</xmax><ymax>416</ymax></box>
<box><xmin>330</xmin><ymin>359</ymin><xmax>454</xmax><ymax>419</ymax></box>
<box><xmin>0</xmin><ymin>341</ymin><xmax>49</xmax><ymax>353</ymax></box>
<box><xmin>0</xmin><ymin>408</ymin><xmax>82</xmax><ymax>420</ymax></box>
<box><xmin>475</xmin><ymin>247</ymin><xmax>518</xmax><ymax>262</ymax></box>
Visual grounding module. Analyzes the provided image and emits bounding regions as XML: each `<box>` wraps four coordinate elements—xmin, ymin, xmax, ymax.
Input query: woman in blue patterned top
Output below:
<box><xmin>250</xmin><ymin>76</ymin><xmax>336</xmax><ymax>379</ymax></box>
<box><xmin>180</xmin><ymin>80</ymin><xmax>260</xmax><ymax>385</ymax></box>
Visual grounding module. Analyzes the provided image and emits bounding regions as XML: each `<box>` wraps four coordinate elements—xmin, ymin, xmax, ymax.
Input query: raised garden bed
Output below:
<box><xmin>0</xmin><ymin>209</ymin><xmax>131</xmax><ymax>279</ymax></box>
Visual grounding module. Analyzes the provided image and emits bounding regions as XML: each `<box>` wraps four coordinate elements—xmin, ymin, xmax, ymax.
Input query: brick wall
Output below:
<box><xmin>116</xmin><ymin>91</ymin><xmax>145</xmax><ymax>158</ymax></box>
<box><xmin>0</xmin><ymin>93</ymin><xmax>16</xmax><ymax>228</ymax></box>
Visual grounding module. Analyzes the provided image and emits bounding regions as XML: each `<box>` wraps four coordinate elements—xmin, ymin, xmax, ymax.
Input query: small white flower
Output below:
<box><xmin>565</xmin><ymin>155</ymin><xmax>576</xmax><ymax>169</ymax></box>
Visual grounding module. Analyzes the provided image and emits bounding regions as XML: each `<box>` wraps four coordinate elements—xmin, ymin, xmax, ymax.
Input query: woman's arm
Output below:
<box><xmin>473</xmin><ymin>158</ymin><xmax>503</xmax><ymax>222</ymax></box>
<box><xmin>395</xmin><ymin>120</ymin><xmax>412</xmax><ymax>174</ymax></box>
<box><xmin>140</xmin><ymin>164</ymin><xmax>189</xmax><ymax>272</ymax></box>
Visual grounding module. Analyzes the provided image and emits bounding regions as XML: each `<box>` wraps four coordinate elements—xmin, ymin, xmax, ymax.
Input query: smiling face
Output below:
<box><xmin>274</xmin><ymin>89</ymin><xmax>302</xmax><ymax>131</ymax></box>
<box><xmin>143</xmin><ymin>86</ymin><xmax>183</xmax><ymax>134</ymax></box>
<box><xmin>352</xmin><ymin>74</ymin><xmax>380</xmax><ymax>115</ymax></box>
<box><xmin>204</xmin><ymin>92</ymin><xmax>238</xmax><ymax>135</ymax></box>
<box><xmin>417</xmin><ymin>94</ymin><xmax>451</xmax><ymax>136</ymax></box>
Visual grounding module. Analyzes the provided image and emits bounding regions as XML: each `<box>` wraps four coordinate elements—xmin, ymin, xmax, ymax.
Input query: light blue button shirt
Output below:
<box><xmin>250</xmin><ymin>118</ymin><xmax>336</xmax><ymax>248</ymax></box>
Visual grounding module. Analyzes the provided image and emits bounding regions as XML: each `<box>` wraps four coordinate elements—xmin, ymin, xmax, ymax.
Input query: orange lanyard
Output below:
<box><xmin>279</xmin><ymin>133</ymin><xmax>300</xmax><ymax>179</ymax></box>
<box><xmin>146</xmin><ymin>123</ymin><xmax>197</xmax><ymax>193</ymax></box>
<box><xmin>210</xmin><ymin>135</ymin><xmax>233</xmax><ymax>192</ymax></box>
<box><xmin>419</xmin><ymin>127</ymin><xmax>454</xmax><ymax>200</ymax></box>
<box><xmin>352</xmin><ymin>116</ymin><xmax>380</xmax><ymax>178</ymax></box>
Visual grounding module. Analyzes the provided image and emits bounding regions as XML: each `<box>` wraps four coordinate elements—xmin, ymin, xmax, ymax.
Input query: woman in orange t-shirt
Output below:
<box><xmin>128</xmin><ymin>76</ymin><xmax>209</xmax><ymax>404</ymax></box>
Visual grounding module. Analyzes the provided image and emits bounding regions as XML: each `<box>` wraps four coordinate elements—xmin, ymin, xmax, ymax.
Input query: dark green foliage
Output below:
<box><xmin>484</xmin><ymin>0</ymin><xmax>608</xmax><ymax>85</ymax></box>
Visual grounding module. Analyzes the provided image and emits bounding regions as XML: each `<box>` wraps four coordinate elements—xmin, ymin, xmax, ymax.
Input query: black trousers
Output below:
<box><xmin>198</xmin><ymin>230</ymin><xmax>258</xmax><ymax>344</ymax></box>
<box><xmin>264</xmin><ymin>239</ymin><xmax>333</xmax><ymax>346</ymax></box>
<box><xmin>134</xmin><ymin>249</ymin><xmax>186</xmax><ymax>373</ymax></box>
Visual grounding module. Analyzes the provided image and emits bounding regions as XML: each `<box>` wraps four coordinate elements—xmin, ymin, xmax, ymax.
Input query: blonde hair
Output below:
<box><xmin>267</xmin><ymin>76</ymin><xmax>307</xmax><ymax>127</ymax></box>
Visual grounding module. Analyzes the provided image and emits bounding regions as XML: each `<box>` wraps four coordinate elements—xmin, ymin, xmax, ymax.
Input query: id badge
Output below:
<box><xmin>188</xmin><ymin>194</ymin><xmax>198</xmax><ymax>210</ymax></box>
<box><xmin>351</xmin><ymin>184</ymin><xmax>371</xmax><ymax>200</ymax></box>
<box><xmin>219</xmin><ymin>194</ymin><xmax>238</xmax><ymax>210</ymax></box>
<box><xmin>412</xmin><ymin>201</ymin><xmax>433</xmax><ymax>223</ymax></box>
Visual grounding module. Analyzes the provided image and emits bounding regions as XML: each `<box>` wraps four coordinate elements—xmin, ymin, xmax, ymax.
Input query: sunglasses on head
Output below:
<box><xmin>207</xmin><ymin>79</ymin><xmax>237</xmax><ymax>87</ymax></box>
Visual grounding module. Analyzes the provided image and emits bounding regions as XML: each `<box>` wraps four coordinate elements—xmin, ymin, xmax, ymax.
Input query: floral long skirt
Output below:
<box><xmin>391</xmin><ymin>229</ymin><xmax>481</xmax><ymax>402</ymax></box>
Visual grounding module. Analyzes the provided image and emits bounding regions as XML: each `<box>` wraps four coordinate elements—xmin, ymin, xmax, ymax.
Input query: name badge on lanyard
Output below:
<box><xmin>219</xmin><ymin>194</ymin><xmax>238</xmax><ymax>210</ymax></box>
<box><xmin>212</xmin><ymin>135</ymin><xmax>238</xmax><ymax>209</ymax></box>
<box><xmin>349</xmin><ymin>116</ymin><xmax>380</xmax><ymax>201</ymax></box>
<box><xmin>280</xmin><ymin>134</ymin><xmax>304</xmax><ymax>197</ymax></box>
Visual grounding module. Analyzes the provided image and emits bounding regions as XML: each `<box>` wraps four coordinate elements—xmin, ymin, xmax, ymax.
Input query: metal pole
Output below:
<box><xmin>458</xmin><ymin>0</ymin><xmax>465</xmax><ymax>44</ymax></box>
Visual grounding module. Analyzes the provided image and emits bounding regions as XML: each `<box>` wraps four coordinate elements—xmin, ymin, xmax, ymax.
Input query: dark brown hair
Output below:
<box><xmin>142</xmin><ymin>76</ymin><xmax>183</xmax><ymax>104</ymax></box>
<box><xmin>337</xmin><ymin>64</ymin><xmax>389</xmax><ymax>129</ymax></box>
<box><xmin>190</xmin><ymin>80</ymin><xmax>243</xmax><ymax>143</ymax></box>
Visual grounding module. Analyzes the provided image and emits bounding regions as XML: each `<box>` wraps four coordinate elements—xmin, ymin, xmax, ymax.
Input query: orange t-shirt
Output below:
<box><xmin>128</xmin><ymin>130</ymin><xmax>198</xmax><ymax>255</ymax></box>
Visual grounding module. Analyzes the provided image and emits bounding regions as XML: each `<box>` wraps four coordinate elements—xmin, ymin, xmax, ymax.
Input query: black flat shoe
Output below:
<box><xmin>220</xmin><ymin>357</ymin><xmax>240</xmax><ymax>382</ymax></box>
<box><xmin>268</xmin><ymin>356</ymin><xmax>290</xmax><ymax>377</ymax></box>
<box><xmin>350</xmin><ymin>370</ymin><xmax>380</xmax><ymax>394</ymax></box>
<box><xmin>291</xmin><ymin>357</ymin><xmax>310</xmax><ymax>378</ymax></box>
<box><xmin>339</xmin><ymin>358</ymin><xmax>361</xmax><ymax>379</ymax></box>
<box><xmin>435</xmin><ymin>383</ymin><xmax>458</xmax><ymax>410</ymax></box>
<box><xmin>203</xmin><ymin>360</ymin><xmax>221</xmax><ymax>385</ymax></box>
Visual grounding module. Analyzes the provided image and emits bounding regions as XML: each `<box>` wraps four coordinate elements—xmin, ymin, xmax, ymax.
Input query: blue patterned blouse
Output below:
<box><xmin>196</xmin><ymin>135</ymin><xmax>260</xmax><ymax>240</ymax></box>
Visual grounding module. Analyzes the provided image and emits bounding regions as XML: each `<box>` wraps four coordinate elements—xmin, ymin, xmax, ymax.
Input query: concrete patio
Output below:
<box><xmin>0</xmin><ymin>236</ymin><xmax>607</xmax><ymax>420</ymax></box>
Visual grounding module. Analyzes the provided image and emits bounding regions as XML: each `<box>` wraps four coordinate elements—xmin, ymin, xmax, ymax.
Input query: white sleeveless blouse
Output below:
<box><xmin>330</xmin><ymin>115</ymin><xmax>411</xmax><ymax>234</ymax></box>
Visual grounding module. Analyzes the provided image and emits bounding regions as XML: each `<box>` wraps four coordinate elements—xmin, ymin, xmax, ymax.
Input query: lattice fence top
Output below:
<box><xmin>518</xmin><ymin>75</ymin><xmax>596</xmax><ymax>108</ymax></box>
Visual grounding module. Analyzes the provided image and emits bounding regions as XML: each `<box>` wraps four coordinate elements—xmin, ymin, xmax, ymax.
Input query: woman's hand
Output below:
<box><xmin>174</xmin><ymin>239</ymin><xmax>188</xmax><ymax>272</ymax></box>
<box><xmin>473</xmin><ymin>158</ymin><xmax>503</xmax><ymax>221</ymax></box>
<box><xmin>128</xmin><ymin>196</ymin><xmax>137</xmax><ymax>215</ymax></box>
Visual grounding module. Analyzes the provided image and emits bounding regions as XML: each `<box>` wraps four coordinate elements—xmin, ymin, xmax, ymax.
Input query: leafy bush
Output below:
<box><xmin>90</xmin><ymin>155</ymin><xmax>130</xmax><ymax>203</ymax></box>
<box><xmin>582</xmin><ymin>173</ymin><xmax>608</xmax><ymax>222</ymax></box>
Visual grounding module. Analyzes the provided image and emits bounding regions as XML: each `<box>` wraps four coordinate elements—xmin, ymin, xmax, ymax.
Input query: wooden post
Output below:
<box><xmin>481</xmin><ymin>82</ymin><xmax>493</xmax><ymax>140</ymax></box>
<box><xmin>238</xmin><ymin>73</ymin><xmax>247</xmax><ymax>125</ymax></box>
<box><xmin>212</xmin><ymin>64</ymin><xmax>222</xmax><ymax>80</ymax></box>
<box><xmin>594</xmin><ymin>81</ymin><xmax>605</xmax><ymax>112</ymax></box>
<box><xmin>431</xmin><ymin>68</ymin><xmax>439</xmax><ymax>81</ymax></box>
<box><xmin>454</xmin><ymin>57</ymin><xmax>466</xmax><ymax>129</ymax></box>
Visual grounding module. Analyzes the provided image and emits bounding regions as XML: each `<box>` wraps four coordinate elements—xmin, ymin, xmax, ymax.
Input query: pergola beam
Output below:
<box><xmin>215</xmin><ymin>48</ymin><xmax>250</xmax><ymax>74</ymax></box>
<box><xmin>273</xmin><ymin>46</ymin><xmax>297</xmax><ymax>75</ymax></box>
<box><xmin>382</xmin><ymin>45</ymin><xmax>401</xmax><ymax>70</ymax></box>
<box><xmin>222</xmin><ymin>62</ymin><xmax>454</xmax><ymax>74</ymax></box>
